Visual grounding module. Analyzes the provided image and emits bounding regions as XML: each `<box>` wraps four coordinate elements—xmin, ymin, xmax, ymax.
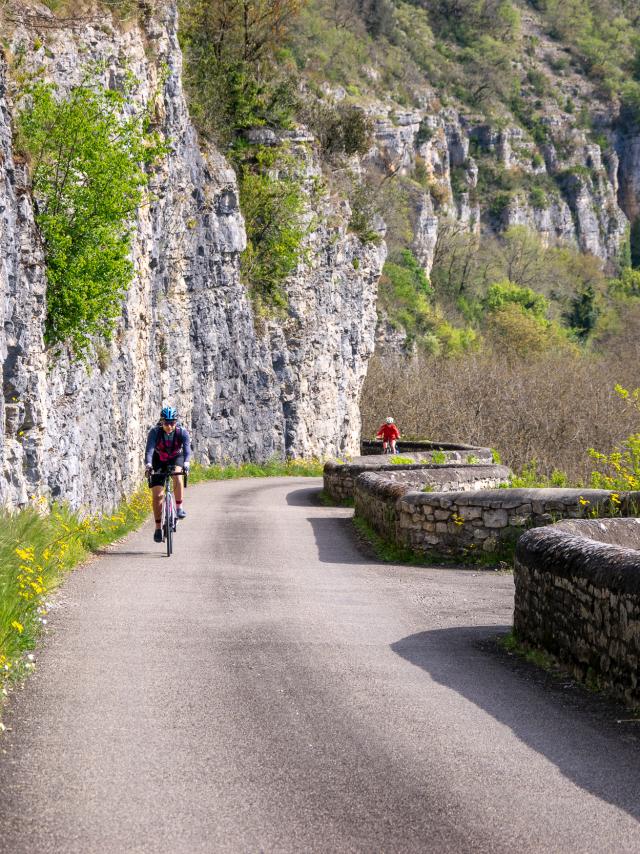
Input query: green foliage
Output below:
<box><xmin>348</xmin><ymin>181</ymin><xmax>382</xmax><ymax>244</ymax></box>
<box><xmin>188</xmin><ymin>457</ymin><xmax>325</xmax><ymax>481</ymax></box>
<box><xmin>378</xmin><ymin>249</ymin><xmax>434</xmax><ymax>340</ymax></box>
<box><xmin>41</xmin><ymin>0</ymin><xmax>138</xmax><ymax>18</ymax></box>
<box><xmin>233</xmin><ymin>145</ymin><xmax>308</xmax><ymax>308</ymax></box>
<box><xmin>426</xmin><ymin>0</ymin><xmax>521</xmax><ymax>48</ymax></box>
<box><xmin>389</xmin><ymin>456</ymin><xmax>415</xmax><ymax>464</ymax></box>
<box><xmin>488</xmin><ymin>191</ymin><xmax>513</xmax><ymax>219</ymax></box>
<box><xmin>484</xmin><ymin>280</ymin><xmax>549</xmax><ymax>317</ymax></box>
<box><xmin>610</xmin><ymin>267</ymin><xmax>640</xmax><ymax>297</ymax></box>
<box><xmin>589</xmin><ymin>385</ymin><xmax>640</xmax><ymax>490</ymax></box>
<box><xmin>15</xmin><ymin>75</ymin><xmax>164</xmax><ymax>361</ymax></box>
<box><xmin>535</xmin><ymin>0</ymin><xmax>640</xmax><ymax>120</ymax></box>
<box><xmin>179</xmin><ymin>0</ymin><xmax>301</xmax><ymax>146</ymax></box>
<box><xmin>529</xmin><ymin>186</ymin><xmax>548</xmax><ymax>208</ymax></box>
<box><xmin>431</xmin><ymin>449</ymin><xmax>447</xmax><ymax>463</ymax></box>
<box><xmin>631</xmin><ymin>218</ymin><xmax>640</xmax><ymax>268</ymax></box>
<box><xmin>564</xmin><ymin>285</ymin><xmax>599</xmax><ymax>339</ymax></box>
<box><xmin>508</xmin><ymin>460</ymin><xmax>570</xmax><ymax>487</ymax></box>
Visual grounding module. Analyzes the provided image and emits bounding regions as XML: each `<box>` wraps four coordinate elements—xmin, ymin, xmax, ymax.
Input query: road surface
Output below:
<box><xmin>1</xmin><ymin>477</ymin><xmax>639</xmax><ymax>852</ymax></box>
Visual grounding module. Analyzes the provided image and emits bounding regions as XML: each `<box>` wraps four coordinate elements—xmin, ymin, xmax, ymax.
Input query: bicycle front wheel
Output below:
<box><xmin>165</xmin><ymin>494</ymin><xmax>174</xmax><ymax>557</ymax></box>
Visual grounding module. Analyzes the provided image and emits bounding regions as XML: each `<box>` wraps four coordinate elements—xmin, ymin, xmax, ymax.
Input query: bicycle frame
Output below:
<box><xmin>161</xmin><ymin>472</ymin><xmax>177</xmax><ymax>557</ymax></box>
<box><xmin>149</xmin><ymin>465</ymin><xmax>187</xmax><ymax>557</ymax></box>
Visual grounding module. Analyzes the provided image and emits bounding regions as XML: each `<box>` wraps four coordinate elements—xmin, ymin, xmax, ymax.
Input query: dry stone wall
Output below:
<box><xmin>354</xmin><ymin>465</ymin><xmax>510</xmax><ymax>542</ymax></box>
<box><xmin>323</xmin><ymin>442</ymin><xmax>494</xmax><ymax>502</ymax></box>
<box><xmin>514</xmin><ymin>518</ymin><xmax>640</xmax><ymax>707</ymax></box>
<box><xmin>355</xmin><ymin>479</ymin><xmax>639</xmax><ymax>559</ymax></box>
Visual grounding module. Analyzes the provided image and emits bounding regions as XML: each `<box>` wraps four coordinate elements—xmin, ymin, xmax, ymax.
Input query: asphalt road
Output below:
<box><xmin>1</xmin><ymin>477</ymin><xmax>640</xmax><ymax>853</ymax></box>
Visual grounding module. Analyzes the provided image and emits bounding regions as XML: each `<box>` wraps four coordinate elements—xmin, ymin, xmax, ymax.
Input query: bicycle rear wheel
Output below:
<box><xmin>165</xmin><ymin>494</ymin><xmax>174</xmax><ymax>557</ymax></box>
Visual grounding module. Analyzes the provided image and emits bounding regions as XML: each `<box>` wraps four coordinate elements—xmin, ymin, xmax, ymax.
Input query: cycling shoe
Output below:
<box><xmin>176</xmin><ymin>507</ymin><xmax>187</xmax><ymax>519</ymax></box>
<box><xmin>153</xmin><ymin>529</ymin><xmax>162</xmax><ymax>543</ymax></box>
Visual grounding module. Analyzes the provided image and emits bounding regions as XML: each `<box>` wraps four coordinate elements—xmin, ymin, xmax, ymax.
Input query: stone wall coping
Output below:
<box><xmin>360</xmin><ymin>439</ymin><xmax>491</xmax><ymax>454</ymax></box>
<box><xmin>325</xmin><ymin>459</ymin><xmax>502</xmax><ymax>476</ymax></box>
<box><xmin>400</xmin><ymin>487</ymin><xmax>624</xmax><ymax>509</ymax></box>
<box><xmin>354</xmin><ymin>467</ymin><xmax>511</xmax><ymax>503</ymax></box>
<box><xmin>515</xmin><ymin>519</ymin><xmax>640</xmax><ymax>595</ymax></box>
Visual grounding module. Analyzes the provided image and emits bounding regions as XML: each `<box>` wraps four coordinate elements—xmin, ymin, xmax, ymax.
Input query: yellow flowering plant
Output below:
<box><xmin>589</xmin><ymin>385</ymin><xmax>640</xmax><ymax>491</ymax></box>
<box><xmin>0</xmin><ymin>487</ymin><xmax>151</xmax><ymax>698</ymax></box>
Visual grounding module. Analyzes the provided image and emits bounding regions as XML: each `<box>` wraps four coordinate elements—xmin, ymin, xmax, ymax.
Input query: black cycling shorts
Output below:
<box><xmin>149</xmin><ymin>452</ymin><xmax>185</xmax><ymax>488</ymax></box>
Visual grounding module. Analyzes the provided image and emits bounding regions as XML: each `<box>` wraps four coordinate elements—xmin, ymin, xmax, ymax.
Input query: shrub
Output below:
<box><xmin>590</xmin><ymin>385</ymin><xmax>640</xmax><ymax>490</ymax></box>
<box><xmin>378</xmin><ymin>249</ymin><xmax>433</xmax><ymax>338</ymax></box>
<box><xmin>529</xmin><ymin>186</ymin><xmax>548</xmax><ymax>208</ymax></box>
<box><xmin>305</xmin><ymin>102</ymin><xmax>373</xmax><ymax>156</ymax></box>
<box><xmin>484</xmin><ymin>280</ymin><xmax>549</xmax><ymax>317</ymax></box>
<box><xmin>15</xmin><ymin>75</ymin><xmax>165</xmax><ymax>361</ymax></box>
<box><xmin>234</xmin><ymin>145</ymin><xmax>308</xmax><ymax>309</ymax></box>
<box><xmin>348</xmin><ymin>181</ymin><xmax>382</xmax><ymax>244</ymax></box>
<box><xmin>179</xmin><ymin>0</ymin><xmax>301</xmax><ymax>146</ymax></box>
<box><xmin>488</xmin><ymin>191</ymin><xmax>512</xmax><ymax>219</ymax></box>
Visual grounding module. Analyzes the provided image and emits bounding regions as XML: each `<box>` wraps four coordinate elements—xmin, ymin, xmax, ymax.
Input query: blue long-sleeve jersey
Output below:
<box><xmin>144</xmin><ymin>425</ymin><xmax>191</xmax><ymax>467</ymax></box>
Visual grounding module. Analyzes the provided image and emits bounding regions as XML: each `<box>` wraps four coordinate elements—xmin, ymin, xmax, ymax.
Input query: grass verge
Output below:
<box><xmin>318</xmin><ymin>491</ymin><xmax>354</xmax><ymax>507</ymax></box>
<box><xmin>352</xmin><ymin>516</ymin><xmax>434</xmax><ymax>566</ymax></box>
<box><xmin>188</xmin><ymin>458</ymin><xmax>324</xmax><ymax>482</ymax></box>
<box><xmin>352</xmin><ymin>515</ymin><xmax>513</xmax><ymax>570</ymax></box>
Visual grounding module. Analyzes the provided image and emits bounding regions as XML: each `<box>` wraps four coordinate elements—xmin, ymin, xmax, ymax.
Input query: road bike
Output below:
<box><xmin>148</xmin><ymin>465</ymin><xmax>188</xmax><ymax>557</ymax></box>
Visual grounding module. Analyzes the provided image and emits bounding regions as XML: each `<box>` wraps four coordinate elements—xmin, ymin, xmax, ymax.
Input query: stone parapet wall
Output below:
<box><xmin>353</xmin><ymin>466</ymin><xmax>511</xmax><ymax>544</ymax></box>
<box><xmin>324</xmin><ymin>444</ymin><xmax>495</xmax><ymax>503</ymax></box>
<box><xmin>514</xmin><ymin>518</ymin><xmax>640</xmax><ymax>706</ymax></box>
<box><xmin>355</xmin><ymin>479</ymin><xmax>640</xmax><ymax>558</ymax></box>
<box><xmin>360</xmin><ymin>440</ymin><xmax>493</xmax><ymax>460</ymax></box>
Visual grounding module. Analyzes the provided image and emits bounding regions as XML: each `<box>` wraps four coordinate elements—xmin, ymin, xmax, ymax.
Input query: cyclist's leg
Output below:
<box><xmin>150</xmin><ymin>453</ymin><xmax>166</xmax><ymax>541</ymax></box>
<box><xmin>152</xmin><ymin>486</ymin><xmax>164</xmax><ymax>525</ymax></box>
<box><xmin>171</xmin><ymin>455</ymin><xmax>186</xmax><ymax>518</ymax></box>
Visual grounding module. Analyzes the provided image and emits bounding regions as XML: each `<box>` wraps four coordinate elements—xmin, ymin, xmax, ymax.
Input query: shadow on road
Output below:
<box><xmin>392</xmin><ymin>626</ymin><xmax>640</xmax><ymax>822</ymax></box>
<box><xmin>307</xmin><ymin>516</ymin><xmax>378</xmax><ymax>565</ymax></box>
<box><xmin>285</xmin><ymin>486</ymin><xmax>324</xmax><ymax>506</ymax></box>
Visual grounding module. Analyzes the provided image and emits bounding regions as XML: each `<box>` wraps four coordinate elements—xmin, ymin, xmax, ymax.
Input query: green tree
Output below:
<box><xmin>16</xmin><ymin>75</ymin><xmax>165</xmax><ymax>361</ymax></box>
<box><xmin>179</xmin><ymin>0</ymin><xmax>302</xmax><ymax>145</ymax></box>
<box><xmin>484</xmin><ymin>279</ymin><xmax>549</xmax><ymax>317</ymax></box>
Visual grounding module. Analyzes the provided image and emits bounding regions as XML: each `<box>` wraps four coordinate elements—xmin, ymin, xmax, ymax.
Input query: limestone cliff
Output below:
<box><xmin>0</xmin><ymin>2</ymin><xmax>384</xmax><ymax>509</ymax></box>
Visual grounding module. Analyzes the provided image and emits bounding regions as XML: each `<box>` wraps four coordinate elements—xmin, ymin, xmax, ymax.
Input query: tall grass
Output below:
<box><xmin>188</xmin><ymin>458</ymin><xmax>324</xmax><ymax>482</ymax></box>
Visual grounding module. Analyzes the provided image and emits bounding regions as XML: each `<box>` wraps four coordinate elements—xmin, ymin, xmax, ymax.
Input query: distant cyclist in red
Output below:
<box><xmin>376</xmin><ymin>416</ymin><xmax>400</xmax><ymax>454</ymax></box>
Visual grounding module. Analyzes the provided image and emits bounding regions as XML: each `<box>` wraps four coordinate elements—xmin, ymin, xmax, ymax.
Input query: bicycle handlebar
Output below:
<box><xmin>146</xmin><ymin>466</ymin><xmax>190</xmax><ymax>487</ymax></box>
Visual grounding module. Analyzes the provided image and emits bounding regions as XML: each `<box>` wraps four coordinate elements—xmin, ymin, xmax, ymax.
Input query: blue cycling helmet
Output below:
<box><xmin>160</xmin><ymin>405</ymin><xmax>178</xmax><ymax>421</ymax></box>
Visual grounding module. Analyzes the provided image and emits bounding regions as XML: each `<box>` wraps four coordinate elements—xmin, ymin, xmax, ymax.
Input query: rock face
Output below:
<box><xmin>0</xmin><ymin>3</ymin><xmax>384</xmax><ymax>510</ymax></box>
<box><xmin>369</xmin><ymin>108</ymin><xmax>628</xmax><ymax>271</ymax></box>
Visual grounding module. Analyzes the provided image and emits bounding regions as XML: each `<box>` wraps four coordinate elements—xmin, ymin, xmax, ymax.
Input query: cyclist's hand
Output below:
<box><xmin>145</xmin><ymin>464</ymin><xmax>152</xmax><ymax>476</ymax></box>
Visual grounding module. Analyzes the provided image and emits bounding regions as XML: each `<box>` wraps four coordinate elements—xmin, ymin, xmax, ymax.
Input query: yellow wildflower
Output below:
<box><xmin>11</xmin><ymin>620</ymin><xmax>23</xmax><ymax>633</ymax></box>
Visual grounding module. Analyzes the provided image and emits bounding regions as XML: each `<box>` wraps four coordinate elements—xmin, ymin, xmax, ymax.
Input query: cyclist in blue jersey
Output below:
<box><xmin>144</xmin><ymin>406</ymin><xmax>191</xmax><ymax>543</ymax></box>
